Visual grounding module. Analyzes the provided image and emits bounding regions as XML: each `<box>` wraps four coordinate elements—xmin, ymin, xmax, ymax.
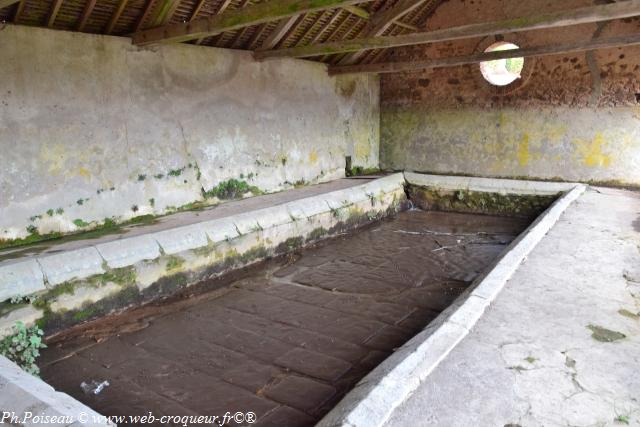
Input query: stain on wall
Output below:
<box><xmin>380</xmin><ymin>0</ymin><xmax>640</xmax><ymax>185</ymax></box>
<box><xmin>0</xmin><ymin>26</ymin><xmax>380</xmax><ymax>242</ymax></box>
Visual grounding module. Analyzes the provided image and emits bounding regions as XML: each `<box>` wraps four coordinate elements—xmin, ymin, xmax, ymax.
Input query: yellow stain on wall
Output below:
<box><xmin>355</xmin><ymin>139</ymin><xmax>372</xmax><ymax>161</ymax></box>
<box><xmin>574</xmin><ymin>133</ymin><xmax>612</xmax><ymax>168</ymax></box>
<box><xmin>39</xmin><ymin>143</ymin><xmax>67</xmax><ymax>175</ymax></box>
<box><xmin>39</xmin><ymin>143</ymin><xmax>92</xmax><ymax>180</ymax></box>
<box><xmin>517</xmin><ymin>134</ymin><xmax>530</xmax><ymax>167</ymax></box>
<box><xmin>76</xmin><ymin>167</ymin><xmax>91</xmax><ymax>179</ymax></box>
<box><xmin>308</xmin><ymin>149</ymin><xmax>318</xmax><ymax>165</ymax></box>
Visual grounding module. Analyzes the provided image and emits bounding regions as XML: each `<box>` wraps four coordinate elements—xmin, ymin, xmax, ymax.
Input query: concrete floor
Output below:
<box><xmin>385</xmin><ymin>187</ymin><xmax>640</xmax><ymax>427</ymax></box>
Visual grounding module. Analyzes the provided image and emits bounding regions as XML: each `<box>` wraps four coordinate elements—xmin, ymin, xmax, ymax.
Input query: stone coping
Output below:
<box><xmin>404</xmin><ymin>172</ymin><xmax>578</xmax><ymax>195</ymax></box>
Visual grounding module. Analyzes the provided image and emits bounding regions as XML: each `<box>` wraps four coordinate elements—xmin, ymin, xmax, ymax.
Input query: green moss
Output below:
<box><xmin>55</xmin><ymin>208</ymin><xmax>64</xmax><ymax>215</ymax></box>
<box><xmin>168</xmin><ymin>167</ymin><xmax>186</xmax><ymax>177</ymax></box>
<box><xmin>347</xmin><ymin>166</ymin><xmax>381</xmax><ymax>177</ymax></box>
<box><xmin>165</xmin><ymin>255</ymin><xmax>185</xmax><ymax>272</ymax></box>
<box><xmin>618</xmin><ymin>309</ymin><xmax>639</xmax><ymax>320</ymax></box>
<box><xmin>306</xmin><ymin>227</ymin><xmax>328</xmax><ymax>242</ymax></box>
<box><xmin>407</xmin><ymin>185</ymin><xmax>556</xmax><ymax>219</ymax></box>
<box><xmin>138</xmin><ymin>174</ymin><xmax>147</xmax><ymax>181</ymax></box>
<box><xmin>46</xmin><ymin>209</ymin><xmax>54</xmax><ymax>217</ymax></box>
<box><xmin>72</xmin><ymin>306</ymin><xmax>96</xmax><ymax>322</ymax></box>
<box><xmin>149</xmin><ymin>198</ymin><xmax>155</xmax><ymax>207</ymax></box>
<box><xmin>73</xmin><ymin>219</ymin><xmax>89</xmax><ymax>227</ymax></box>
<box><xmin>587</xmin><ymin>324</ymin><xmax>626</xmax><ymax>342</ymax></box>
<box><xmin>202</xmin><ymin>179</ymin><xmax>262</xmax><ymax>200</ymax></box>
<box><xmin>0</xmin><ymin>214</ymin><xmax>157</xmax><ymax>252</ymax></box>
<box><xmin>279</xmin><ymin>237</ymin><xmax>303</xmax><ymax>252</ymax></box>
<box><xmin>90</xmin><ymin>266</ymin><xmax>137</xmax><ymax>287</ymax></box>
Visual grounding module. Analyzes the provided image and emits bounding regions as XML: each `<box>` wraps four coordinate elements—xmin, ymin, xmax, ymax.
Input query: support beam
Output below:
<box><xmin>342</xmin><ymin>5</ymin><xmax>368</xmax><ymax>19</ymax></box>
<box><xmin>190</xmin><ymin>0</ymin><xmax>207</xmax><ymax>21</ymax></box>
<box><xmin>77</xmin><ymin>0</ymin><xmax>97</xmax><ymax>30</ymax></box>
<box><xmin>13</xmin><ymin>0</ymin><xmax>25</xmax><ymax>21</ymax></box>
<box><xmin>0</xmin><ymin>0</ymin><xmax>18</xmax><ymax>10</ymax></box>
<box><xmin>133</xmin><ymin>0</ymin><xmax>370</xmax><ymax>45</ymax></box>
<box><xmin>255</xmin><ymin>0</ymin><xmax>640</xmax><ymax>59</ymax></box>
<box><xmin>105</xmin><ymin>0</ymin><xmax>129</xmax><ymax>33</ymax></box>
<box><xmin>194</xmin><ymin>0</ymin><xmax>232</xmax><ymax>45</ymax></box>
<box><xmin>134</xmin><ymin>0</ymin><xmax>157</xmax><ymax>32</ymax></box>
<box><xmin>338</xmin><ymin>0</ymin><xmax>430</xmax><ymax>64</ymax></box>
<box><xmin>148</xmin><ymin>0</ymin><xmax>181</xmax><ymax>27</ymax></box>
<box><xmin>328</xmin><ymin>33</ymin><xmax>640</xmax><ymax>75</ymax></box>
<box><xmin>47</xmin><ymin>0</ymin><xmax>64</xmax><ymax>27</ymax></box>
<box><xmin>261</xmin><ymin>15</ymin><xmax>299</xmax><ymax>49</ymax></box>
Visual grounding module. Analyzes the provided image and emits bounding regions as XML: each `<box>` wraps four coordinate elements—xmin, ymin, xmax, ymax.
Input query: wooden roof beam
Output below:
<box><xmin>77</xmin><ymin>0</ymin><xmax>97</xmax><ymax>30</ymax></box>
<box><xmin>328</xmin><ymin>33</ymin><xmax>640</xmax><ymax>75</ymax></box>
<box><xmin>255</xmin><ymin>0</ymin><xmax>640</xmax><ymax>59</ymax></box>
<box><xmin>105</xmin><ymin>0</ymin><xmax>130</xmax><ymax>33</ymax></box>
<box><xmin>260</xmin><ymin>15</ymin><xmax>299</xmax><ymax>49</ymax></box>
<box><xmin>133</xmin><ymin>0</ymin><xmax>371</xmax><ymax>45</ymax></box>
<box><xmin>46</xmin><ymin>0</ymin><xmax>64</xmax><ymax>27</ymax></box>
<box><xmin>0</xmin><ymin>0</ymin><xmax>19</xmax><ymax>10</ymax></box>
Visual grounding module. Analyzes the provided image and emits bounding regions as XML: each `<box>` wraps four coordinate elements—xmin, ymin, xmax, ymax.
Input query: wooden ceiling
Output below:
<box><xmin>0</xmin><ymin>0</ymin><xmax>444</xmax><ymax>66</ymax></box>
<box><xmin>2</xmin><ymin>0</ymin><xmax>639</xmax><ymax>74</ymax></box>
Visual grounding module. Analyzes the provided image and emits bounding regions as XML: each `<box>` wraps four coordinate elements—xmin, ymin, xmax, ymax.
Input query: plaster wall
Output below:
<box><xmin>380</xmin><ymin>0</ymin><xmax>640</xmax><ymax>185</ymax></box>
<box><xmin>0</xmin><ymin>25</ymin><xmax>380</xmax><ymax>241</ymax></box>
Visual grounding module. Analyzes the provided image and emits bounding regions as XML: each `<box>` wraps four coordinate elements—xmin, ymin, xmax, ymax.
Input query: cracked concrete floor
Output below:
<box><xmin>385</xmin><ymin>187</ymin><xmax>640</xmax><ymax>427</ymax></box>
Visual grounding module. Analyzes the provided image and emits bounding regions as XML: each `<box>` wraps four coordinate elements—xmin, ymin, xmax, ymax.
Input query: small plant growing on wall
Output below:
<box><xmin>0</xmin><ymin>321</ymin><xmax>47</xmax><ymax>376</ymax></box>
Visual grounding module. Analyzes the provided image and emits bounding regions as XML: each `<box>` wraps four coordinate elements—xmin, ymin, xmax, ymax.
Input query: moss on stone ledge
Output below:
<box><xmin>407</xmin><ymin>185</ymin><xmax>557</xmax><ymax>219</ymax></box>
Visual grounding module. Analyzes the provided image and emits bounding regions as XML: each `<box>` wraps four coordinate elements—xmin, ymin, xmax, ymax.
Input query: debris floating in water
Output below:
<box><xmin>80</xmin><ymin>380</ymin><xmax>110</xmax><ymax>395</ymax></box>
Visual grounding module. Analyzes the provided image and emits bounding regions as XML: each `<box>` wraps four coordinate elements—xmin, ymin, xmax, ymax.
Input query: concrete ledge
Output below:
<box><xmin>0</xmin><ymin>260</ymin><xmax>46</xmax><ymax>302</ymax></box>
<box><xmin>96</xmin><ymin>235</ymin><xmax>161</xmax><ymax>269</ymax></box>
<box><xmin>0</xmin><ymin>355</ymin><xmax>113</xmax><ymax>426</ymax></box>
<box><xmin>317</xmin><ymin>178</ymin><xmax>587</xmax><ymax>427</ymax></box>
<box><xmin>37</xmin><ymin>248</ymin><xmax>105</xmax><ymax>286</ymax></box>
<box><xmin>151</xmin><ymin>224</ymin><xmax>209</xmax><ymax>255</ymax></box>
<box><xmin>404</xmin><ymin>172</ymin><xmax>578</xmax><ymax>195</ymax></box>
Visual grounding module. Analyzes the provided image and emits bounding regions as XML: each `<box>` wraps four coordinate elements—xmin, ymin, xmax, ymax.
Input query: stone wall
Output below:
<box><xmin>0</xmin><ymin>25</ymin><xmax>380</xmax><ymax>242</ymax></box>
<box><xmin>380</xmin><ymin>0</ymin><xmax>640</xmax><ymax>186</ymax></box>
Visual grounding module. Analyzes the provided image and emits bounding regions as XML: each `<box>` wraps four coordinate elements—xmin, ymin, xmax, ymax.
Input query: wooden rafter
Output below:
<box><xmin>255</xmin><ymin>0</ymin><xmax>640</xmax><ymax>59</ymax></box>
<box><xmin>105</xmin><ymin>0</ymin><xmax>129</xmax><ymax>33</ymax></box>
<box><xmin>260</xmin><ymin>15</ymin><xmax>299</xmax><ymax>49</ymax></box>
<box><xmin>133</xmin><ymin>0</ymin><xmax>371</xmax><ymax>45</ymax></box>
<box><xmin>148</xmin><ymin>0</ymin><xmax>181</xmax><ymax>27</ymax></box>
<box><xmin>0</xmin><ymin>0</ymin><xmax>19</xmax><ymax>10</ymax></box>
<box><xmin>13</xmin><ymin>0</ymin><xmax>25</xmax><ymax>21</ymax></box>
<box><xmin>77</xmin><ymin>0</ymin><xmax>97</xmax><ymax>30</ymax></box>
<box><xmin>47</xmin><ymin>0</ymin><xmax>64</xmax><ymax>27</ymax></box>
<box><xmin>195</xmin><ymin>0</ymin><xmax>232</xmax><ymax>45</ymax></box>
<box><xmin>190</xmin><ymin>0</ymin><xmax>207</xmax><ymax>21</ymax></box>
<box><xmin>309</xmin><ymin>8</ymin><xmax>342</xmax><ymax>43</ymax></box>
<box><xmin>329</xmin><ymin>33</ymin><xmax>640</xmax><ymax>75</ymax></box>
<box><xmin>134</xmin><ymin>0</ymin><xmax>157</xmax><ymax>31</ymax></box>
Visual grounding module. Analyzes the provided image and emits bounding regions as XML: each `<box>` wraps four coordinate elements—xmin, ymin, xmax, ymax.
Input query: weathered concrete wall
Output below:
<box><xmin>0</xmin><ymin>25</ymin><xmax>379</xmax><ymax>242</ymax></box>
<box><xmin>380</xmin><ymin>0</ymin><xmax>640</xmax><ymax>186</ymax></box>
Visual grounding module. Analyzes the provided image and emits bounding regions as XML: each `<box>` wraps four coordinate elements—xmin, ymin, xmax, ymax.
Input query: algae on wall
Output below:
<box><xmin>407</xmin><ymin>185</ymin><xmax>557</xmax><ymax>219</ymax></box>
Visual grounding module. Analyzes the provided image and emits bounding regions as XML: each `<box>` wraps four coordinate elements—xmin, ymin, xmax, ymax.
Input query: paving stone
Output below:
<box><xmin>256</xmin><ymin>406</ymin><xmax>315</xmax><ymax>427</ymax></box>
<box><xmin>274</xmin><ymin>348</ymin><xmax>352</xmax><ymax>382</ymax></box>
<box><xmin>263</xmin><ymin>375</ymin><xmax>336</xmax><ymax>413</ymax></box>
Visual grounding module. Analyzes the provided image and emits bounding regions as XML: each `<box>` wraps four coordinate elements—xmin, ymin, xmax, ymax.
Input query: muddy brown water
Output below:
<box><xmin>39</xmin><ymin>210</ymin><xmax>529</xmax><ymax>427</ymax></box>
